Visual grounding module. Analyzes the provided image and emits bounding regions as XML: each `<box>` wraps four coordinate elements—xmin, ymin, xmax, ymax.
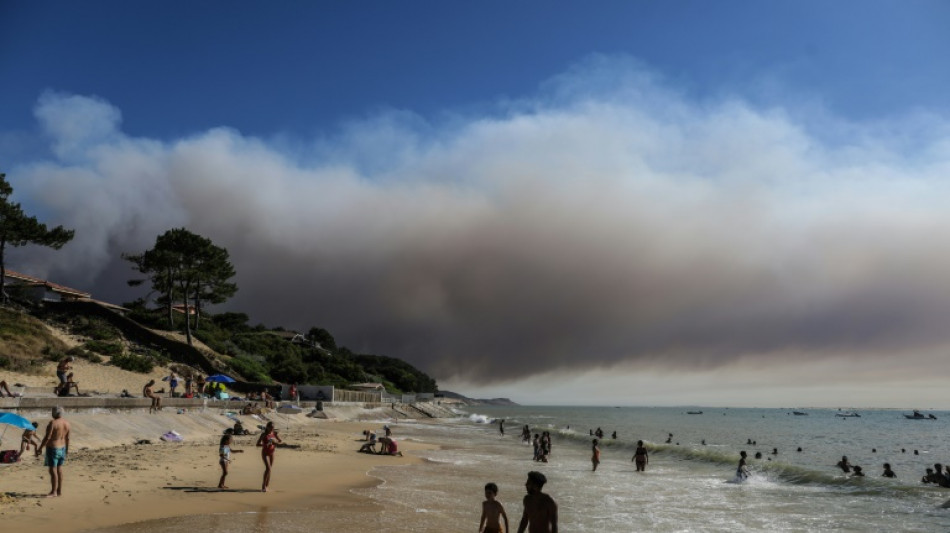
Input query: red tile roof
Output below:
<box><xmin>2</xmin><ymin>268</ymin><xmax>91</xmax><ymax>298</ymax></box>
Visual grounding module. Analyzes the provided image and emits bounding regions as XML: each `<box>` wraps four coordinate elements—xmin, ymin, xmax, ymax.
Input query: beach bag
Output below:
<box><xmin>0</xmin><ymin>450</ymin><xmax>20</xmax><ymax>463</ymax></box>
<box><xmin>160</xmin><ymin>431</ymin><xmax>183</xmax><ymax>442</ymax></box>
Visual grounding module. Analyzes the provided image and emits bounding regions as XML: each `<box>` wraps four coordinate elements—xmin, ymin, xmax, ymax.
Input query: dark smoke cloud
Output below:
<box><xmin>9</xmin><ymin>61</ymin><xmax>950</xmax><ymax>384</ymax></box>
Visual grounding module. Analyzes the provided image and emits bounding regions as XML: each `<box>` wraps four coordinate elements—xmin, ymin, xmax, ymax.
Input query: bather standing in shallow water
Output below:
<box><xmin>633</xmin><ymin>440</ymin><xmax>649</xmax><ymax>472</ymax></box>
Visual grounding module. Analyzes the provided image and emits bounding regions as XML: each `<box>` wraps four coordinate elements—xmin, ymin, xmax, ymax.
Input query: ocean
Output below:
<box><xmin>97</xmin><ymin>405</ymin><xmax>950</xmax><ymax>532</ymax></box>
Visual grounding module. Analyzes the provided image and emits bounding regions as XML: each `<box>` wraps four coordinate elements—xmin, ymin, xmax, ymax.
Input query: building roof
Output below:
<box><xmin>3</xmin><ymin>268</ymin><xmax>91</xmax><ymax>298</ymax></box>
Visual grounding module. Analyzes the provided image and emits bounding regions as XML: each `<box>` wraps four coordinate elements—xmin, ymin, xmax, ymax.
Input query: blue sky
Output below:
<box><xmin>3</xmin><ymin>1</ymin><xmax>948</xmax><ymax>142</ymax></box>
<box><xmin>4</xmin><ymin>2</ymin><xmax>950</xmax><ymax>406</ymax></box>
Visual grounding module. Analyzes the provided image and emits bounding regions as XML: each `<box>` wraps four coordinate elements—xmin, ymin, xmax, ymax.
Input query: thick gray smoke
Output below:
<box><xmin>9</xmin><ymin>60</ymin><xmax>950</xmax><ymax>384</ymax></box>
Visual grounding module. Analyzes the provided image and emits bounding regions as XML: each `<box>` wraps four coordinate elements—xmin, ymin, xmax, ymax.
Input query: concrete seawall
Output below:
<box><xmin>1</xmin><ymin>396</ymin><xmax>462</xmax><ymax>421</ymax></box>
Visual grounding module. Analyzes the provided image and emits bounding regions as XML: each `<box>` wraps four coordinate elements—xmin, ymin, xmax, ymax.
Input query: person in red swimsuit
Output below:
<box><xmin>256</xmin><ymin>422</ymin><xmax>282</xmax><ymax>492</ymax></box>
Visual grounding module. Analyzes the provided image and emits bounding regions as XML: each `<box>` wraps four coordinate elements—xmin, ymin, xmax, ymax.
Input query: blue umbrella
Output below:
<box><xmin>205</xmin><ymin>374</ymin><xmax>236</xmax><ymax>383</ymax></box>
<box><xmin>0</xmin><ymin>412</ymin><xmax>35</xmax><ymax>431</ymax></box>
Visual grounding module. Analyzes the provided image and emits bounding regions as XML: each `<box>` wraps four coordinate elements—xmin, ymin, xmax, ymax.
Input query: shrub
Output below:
<box><xmin>227</xmin><ymin>356</ymin><xmax>271</xmax><ymax>383</ymax></box>
<box><xmin>110</xmin><ymin>352</ymin><xmax>154</xmax><ymax>373</ymax></box>
<box><xmin>72</xmin><ymin>317</ymin><xmax>120</xmax><ymax>341</ymax></box>
<box><xmin>67</xmin><ymin>346</ymin><xmax>102</xmax><ymax>363</ymax></box>
<box><xmin>42</xmin><ymin>345</ymin><xmax>67</xmax><ymax>362</ymax></box>
<box><xmin>84</xmin><ymin>340</ymin><xmax>123</xmax><ymax>357</ymax></box>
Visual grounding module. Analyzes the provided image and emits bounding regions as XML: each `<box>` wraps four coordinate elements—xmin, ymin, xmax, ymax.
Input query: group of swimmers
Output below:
<box><xmin>920</xmin><ymin>463</ymin><xmax>950</xmax><ymax>487</ymax></box>
<box><xmin>531</xmin><ymin>431</ymin><xmax>553</xmax><ymax>462</ymax></box>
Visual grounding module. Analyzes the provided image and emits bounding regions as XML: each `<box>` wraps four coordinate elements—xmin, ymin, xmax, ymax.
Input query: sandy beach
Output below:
<box><xmin>0</xmin><ymin>409</ymin><xmax>434</xmax><ymax>532</ymax></box>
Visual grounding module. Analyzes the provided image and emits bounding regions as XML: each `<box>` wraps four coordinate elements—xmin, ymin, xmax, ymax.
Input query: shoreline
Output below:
<box><xmin>0</xmin><ymin>409</ymin><xmax>439</xmax><ymax>532</ymax></box>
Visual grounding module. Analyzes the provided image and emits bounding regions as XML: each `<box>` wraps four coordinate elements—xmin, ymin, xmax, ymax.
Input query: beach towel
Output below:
<box><xmin>160</xmin><ymin>431</ymin><xmax>184</xmax><ymax>442</ymax></box>
<box><xmin>0</xmin><ymin>450</ymin><xmax>20</xmax><ymax>463</ymax></box>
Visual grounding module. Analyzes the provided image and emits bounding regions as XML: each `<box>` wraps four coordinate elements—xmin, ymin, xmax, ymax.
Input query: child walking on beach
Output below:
<box><xmin>217</xmin><ymin>433</ymin><xmax>243</xmax><ymax>489</ymax></box>
<box><xmin>479</xmin><ymin>482</ymin><xmax>509</xmax><ymax>533</ymax></box>
<box><xmin>256</xmin><ymin>422</ymin><xmax>282</xmax><ymax>492</ymax></box>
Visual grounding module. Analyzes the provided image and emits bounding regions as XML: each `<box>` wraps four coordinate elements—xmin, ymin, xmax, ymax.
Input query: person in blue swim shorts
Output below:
<box><xmin>38</xmin><ymin>406</ymin><xmax>71</xmax><ymax>497</ymax></box>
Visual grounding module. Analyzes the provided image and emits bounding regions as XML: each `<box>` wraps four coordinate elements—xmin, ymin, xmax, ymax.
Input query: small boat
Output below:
<box><xmin>835</xmin><ymin>412</ymin><xmax>861</xmax><ymax>418</ymax></box>
<box><xmin>686</xmin><ymin>411</ymin><xmax>703</xmax><ymax>415</ymax></box>
<box><xmin>904</xmin><ymin>410</ymin><xmax>937</xmax><ymax>420</ymax></box>
<box><xmin>793</xmin><ymin>411</ymin><xmax>808</xmax><ymax>416</ymax></box>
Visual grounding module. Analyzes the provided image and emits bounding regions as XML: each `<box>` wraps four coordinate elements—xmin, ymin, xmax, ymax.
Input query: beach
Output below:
<box><xmin>0</xmin><ymin>409</ymin><xmax>433</xmax><ymax>532</ymax></box>
<box><xmin>6</xmin><ymin>403</ymin><xmax>950</xmax><ymax>531</ymax></box>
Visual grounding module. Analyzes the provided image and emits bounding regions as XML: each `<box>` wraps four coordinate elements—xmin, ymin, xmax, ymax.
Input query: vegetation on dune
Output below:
<box><xmin>0</xmin><ymin>209</ymin><xmax>439</xmax><ymax>392</ymax></box>
<box><xmin>122</xmin><ymin>288</ymin><xmax>439</xmax><ymax>392</ymax></box>
<box><xmin>0</xmin><ymin>307</ymin><xmax>68</xmax><ymax>373</ymax></box>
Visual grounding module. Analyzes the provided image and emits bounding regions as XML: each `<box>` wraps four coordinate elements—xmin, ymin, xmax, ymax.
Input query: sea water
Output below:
<box><xmin>96</xmin><ymin>406</ymin><xmax>950</xmax><ymax>532</ymax></box>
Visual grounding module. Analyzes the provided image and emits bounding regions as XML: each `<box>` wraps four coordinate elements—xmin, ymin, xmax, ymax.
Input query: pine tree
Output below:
<box><xmin>0</xmin><ymin>172</ymin><xmax>75</xmax><ymax>304</ymax></box>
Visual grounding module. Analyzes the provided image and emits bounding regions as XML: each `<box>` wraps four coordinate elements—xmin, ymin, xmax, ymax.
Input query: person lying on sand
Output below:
<box><xmin>0</xmin><ymin>379</ymin><xmax>16</xmax><ymax>397</ymax></box>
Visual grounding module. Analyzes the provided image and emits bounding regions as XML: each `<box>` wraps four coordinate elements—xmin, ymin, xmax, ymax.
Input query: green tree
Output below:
<box><xmin>0</xmin><ymin>172</ymin><xmax>75</xmax><ymax>305</ymax></box>
<box><xmin>123</xmin><ymin>246</ymin><xmax>178</xmax><ymax>329</ymax></box>
<box><xmin>307</xmin><ymin>326</ymin><xmax>337</xmax><ymax>351</ymax></box>
<box><xmin>124</xmin><ymin>228</ymin><xmax>237</xmax><ymax>345</ymax></box>
<box><xmin>189</xmin><ymin>242</ymin><xmax>237</xmax><ymax>331</ymax></box>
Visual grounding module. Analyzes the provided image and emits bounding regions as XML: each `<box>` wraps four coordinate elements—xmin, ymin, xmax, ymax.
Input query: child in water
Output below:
<box><xmin>479</xmin><ymin>482</ymin><xmax>509</xmax><ymax>533</ymax></box>
<box><xmin>736</xmin><ymin>451</ymin><xmax>749</xmax><ymax>480</ymax></box>
<box><xmin>591</xmin><ymin>439</ymin><xmax>601</xmax><ymax>471</ymax></box>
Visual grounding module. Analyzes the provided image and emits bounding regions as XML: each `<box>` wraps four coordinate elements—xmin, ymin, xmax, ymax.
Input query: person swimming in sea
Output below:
<box><xmin>837</xmin><ymin>456</ymin><xmax>852</xmax><ymax>473</ymax></box>
<box><xmin>882</xmin><ymin>463</ymin><xmax>896</xmax><ymax>478</ymax></box>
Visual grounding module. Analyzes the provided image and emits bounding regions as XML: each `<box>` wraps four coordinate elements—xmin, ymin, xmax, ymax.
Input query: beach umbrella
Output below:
<box><xmin>205</xmin><ymin>374</ymin><xmax>236</xmax><ymax>383</ymax></box>
<box><xmin>0</xmin><ymin>412</ymin><xmax>35</xmax><ymax>430</ymax></box>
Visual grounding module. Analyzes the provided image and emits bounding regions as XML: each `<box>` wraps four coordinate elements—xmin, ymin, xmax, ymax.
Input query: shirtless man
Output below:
<box><xmin>144</xmin><ymin>379</ymin><xmax>161</xmax><ymax>413</ymax></box>
<box><xmin>0</xmin><ymin>379</ymin><xmax>14</xmax><ymax>397</ymax></box>
<box><xmin>517</xmin><ymin>471</ymin><xmax>557</xmax><ymax>533</ymax></box>
<box><xmin>38</xmin><ymin>406</ymin><xmax>70</xmax><ymax>497</ymax></box>
<box><xmin>56</xmin><ymin>357</ymin><xmax>73</xmax><ymax>387</ymax></box>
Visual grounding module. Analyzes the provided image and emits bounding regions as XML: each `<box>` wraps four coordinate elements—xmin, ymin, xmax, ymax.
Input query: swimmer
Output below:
<box><xmin>882</xmin><ymin>463</ymin><xmax>896</xmax><ymax>478</ymax></box>
<box><xmin>837</xmin><ymin>455</ymin><xmax>851</xmax><ymax>473</ymax></box>
<box><xmin>736</xmin><ymin>451</ymin><xmax>749</xmax><ymax>480</ymax></box>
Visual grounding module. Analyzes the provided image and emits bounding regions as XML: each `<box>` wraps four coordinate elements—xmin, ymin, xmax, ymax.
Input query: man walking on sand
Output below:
<box><xmin>517</xmin><ymin>471</ymin><xmax>557</xmax><ymax>533</ymax></box>
<box><xmin>38</xmin><ymin>406</ymin><xmax>70</xmax><ymax>497</ymax></box>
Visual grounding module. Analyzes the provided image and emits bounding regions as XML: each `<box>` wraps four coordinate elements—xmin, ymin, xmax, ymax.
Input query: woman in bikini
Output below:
<box><xmin>256</xmin><ymin>422</ymin><xmax>282</xmax><ymax>492</ymax></box>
